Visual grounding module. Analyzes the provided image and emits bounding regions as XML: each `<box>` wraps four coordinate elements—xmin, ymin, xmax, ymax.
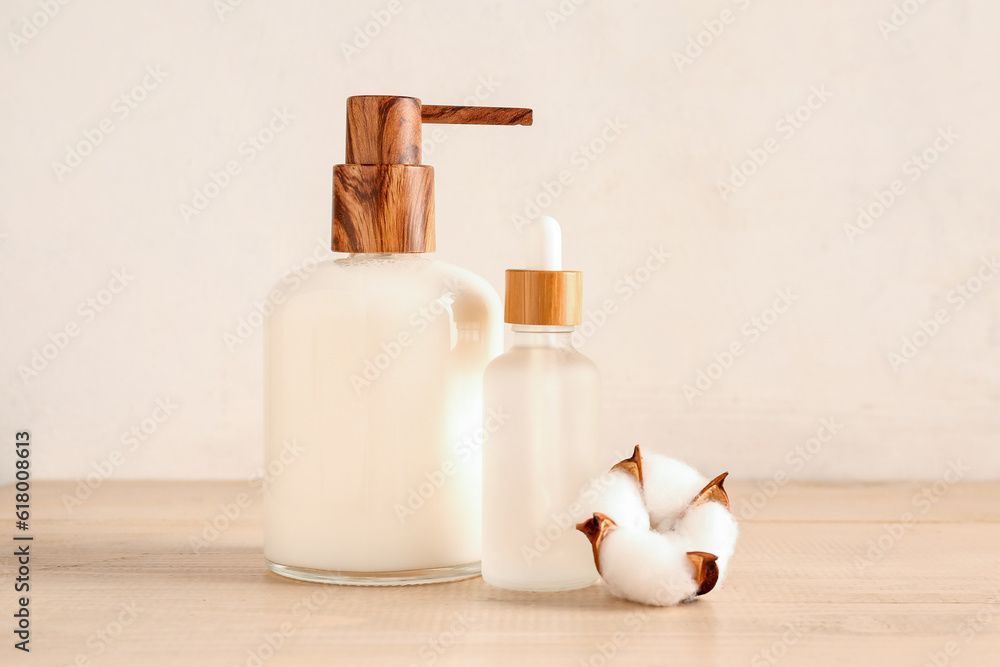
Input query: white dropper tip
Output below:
<box><xmin>526</xmin><ymin>215</ymin><xmax>563</xmax><ymax>271</ymax></box>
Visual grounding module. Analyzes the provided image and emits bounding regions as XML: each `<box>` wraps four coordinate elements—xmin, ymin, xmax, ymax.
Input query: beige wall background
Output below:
<box><xmin>2</xmin><ymin>0</ymin><xmax>998</xmax><ymax>486</ymax></box>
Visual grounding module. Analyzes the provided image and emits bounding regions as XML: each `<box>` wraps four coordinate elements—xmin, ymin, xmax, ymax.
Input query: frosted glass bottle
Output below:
<box><xmin>482</xmin><ymin>324</ymin><xmax>601</xmax><ymax>591</ymax></box>
<box><xmin>264</xmin><ymin>253</ymin><xmax>502</xmax><ymax>584</ymax></box>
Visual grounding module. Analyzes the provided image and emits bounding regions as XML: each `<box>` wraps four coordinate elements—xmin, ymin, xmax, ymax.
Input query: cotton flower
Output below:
<box><xmin>576</xmin><ymin>446</ymin><xmax>738</xmax><ymax>606</ymax></box>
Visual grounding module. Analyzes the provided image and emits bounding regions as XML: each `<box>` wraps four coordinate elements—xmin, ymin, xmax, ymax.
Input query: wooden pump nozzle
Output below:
<box><xmin>333</xmin><ymin>95</ymin><xmax>532</xmax><ymax>253</ymax></box>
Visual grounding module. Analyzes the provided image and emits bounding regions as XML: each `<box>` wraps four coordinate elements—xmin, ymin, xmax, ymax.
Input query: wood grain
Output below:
<box><xmin>332</xmin><ymin>164</ymin><xmax>434</xmax><ymax>253</ymax></box>
<box><xmin>333</xmin><ymin>96</ymin><xmax>532</xmax><ymax>254</ymax></box>
<box><xmin>3</xmin><ymin>480</ymin><xmax>998</xmax><ymax>666</ymax></box>
<box><xmin>421</xmin><ymin>105</ymin><xmax>533</xmax><ymax>126</ymax></box>
<box><xmin>345</xmin><ymin>96</ymin><xmax>423</xmax><ymax>165</ymax></box>
<box><xmin>504</xmin><ymin>269</ymin><xmax>583</xmax><ymax>325</ymax></box>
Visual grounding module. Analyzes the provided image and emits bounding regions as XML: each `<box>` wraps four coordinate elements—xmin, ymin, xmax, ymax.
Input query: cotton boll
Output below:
<box><xmin>576</xmin><ymin>448</ymin><xmax>737</xmax><ymax>606</ymax></box>
<box><xmin>588</xmin><ymin>469</ymin><xmax>650</xmax><ymax>531</ymax></box>
<box><xmin>640</xmin><ymin>452</ymin><xmax>707</xmax><ymax>530</ymax></box>
<box><xmin>674</xmin><ymin>502</ymin><xmax>739</xmax><ymax>578</ymax></box>
<box><xmin>597</xmin><ymin>528</ymin><xmax>700</xmax><ymax>606</ymax></box>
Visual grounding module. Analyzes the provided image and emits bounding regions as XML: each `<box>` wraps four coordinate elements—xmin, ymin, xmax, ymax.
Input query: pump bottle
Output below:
<box><xmin>264</xmin><ymin>96</ymin><xmax>532</xmax><ymax>585</ymax></box>
<box><xmin>482</xmin><ymin>216</ymin><xmax>601</xmax><ymax>591</ymax></box>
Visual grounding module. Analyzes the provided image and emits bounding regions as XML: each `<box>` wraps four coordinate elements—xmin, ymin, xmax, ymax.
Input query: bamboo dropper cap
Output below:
<box><xmin>504</xmin><ymin>216</ymin><xmax>582</xmax><ymax>326</ymax></box>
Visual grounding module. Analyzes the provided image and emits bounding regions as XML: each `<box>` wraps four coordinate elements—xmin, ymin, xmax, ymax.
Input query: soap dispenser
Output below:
<box><xmin>264</xmin><ymin>95</ymin><xmax>532</xmax><ymax>585</ymax></box>
<box><xmin>482</xmin><ymin>216</ymin><xmax>602</xmax><ymax>591</ymax></box>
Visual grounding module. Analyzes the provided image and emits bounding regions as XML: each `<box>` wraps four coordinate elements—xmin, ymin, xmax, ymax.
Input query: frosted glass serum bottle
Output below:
<box><xmin>482</xmin><ymin>216</ymin><xmax>601</xmax><ymax>591</ymax></box>
<box><xmin>264</xmin><ymin>95</ymin><xmax>532</xmax><ymax>585</ymax></box>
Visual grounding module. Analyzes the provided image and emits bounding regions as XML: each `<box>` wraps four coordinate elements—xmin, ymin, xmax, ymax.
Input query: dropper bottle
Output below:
<box><xmin>482</xmin><ymin>215</ymin><xmax>601</xmax><ymax>591</ymax></box>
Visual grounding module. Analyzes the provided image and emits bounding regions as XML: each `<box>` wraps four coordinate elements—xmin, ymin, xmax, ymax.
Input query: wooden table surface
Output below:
<box><xmin>2</xmin><ymin>480</ymin><xmax>999</xmax><ymax>666</ymax></box>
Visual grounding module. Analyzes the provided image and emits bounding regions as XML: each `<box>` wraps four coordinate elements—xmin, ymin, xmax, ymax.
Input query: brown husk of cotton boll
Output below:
<box><xmin>575</xmin><ymin>513</ymin><xmax>720</xmax><ymax>596</ymax></box>
<box><xmin>686</xmin><ymin>551</ymin><xmax>720</xmax><ymax>596</ymax></box>
<box><xmin>690</xmin><ymin>472</ymin><xmax>730</xmax><ymax>511</ymax></box>
<box><xmin>610</xmin><ymin>445</ymin><xmax>643</xmax><ymax>486</ymax></box>
<box><xmin>575</xmin><ymin>513</ymin><xmax>616</xmax><ymax>575</ymax></box>
<box><xmin>581</xmin><ymin>447</ymin><xmax>736</xmax><ymax>599</ymax></box>
<box><xmin>613</xmin><ymin>446</ymin><xmax>731</xmax><ymax>512</ymax></box>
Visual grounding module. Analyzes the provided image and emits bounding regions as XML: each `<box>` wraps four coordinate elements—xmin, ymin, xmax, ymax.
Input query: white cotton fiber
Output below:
<box><xmin>588</xmin><ymin>468</ymin><xmax>650</xmax><ymax>531</ymax></box>
<box><xmin>577</xmin><ymin>448</ymin><xmax>738</xmax><ymax>606</ymax></box>
<box><xmin>640</xmin><ymin>451</ymin><xmax>707</xmax><ymax>530</ymax></box>
<box><xmin>597</xmin><ymin>527</ymin><xmax>700</xmax><ymax>606</ymax></box>
<box><xmin>674</xmin><ymin>501</ymin><xmax>739</xmax><ymax>578</ymax></box>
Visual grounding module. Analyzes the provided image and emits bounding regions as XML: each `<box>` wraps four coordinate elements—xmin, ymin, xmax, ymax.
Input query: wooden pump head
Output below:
<box><xmin>332</xmin><ymin>95</ymin><xmax>532</xmax><ymax>254</ymax></box>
